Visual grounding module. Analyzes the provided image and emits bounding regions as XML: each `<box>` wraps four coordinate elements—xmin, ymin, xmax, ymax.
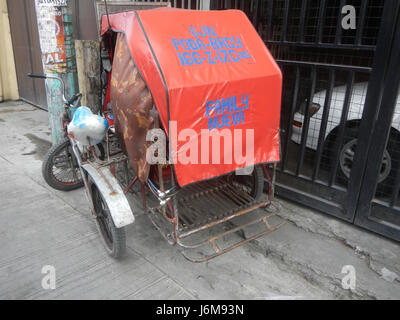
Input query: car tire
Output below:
<box><xmin>328</xmin><ymin>126</ymin><xmax>398</xmax><ymax>197</ymax></box>
<box><xmin>377</xmin><ymin>129</ymin><xmax>400</xmax><ymax>197</ymax></box>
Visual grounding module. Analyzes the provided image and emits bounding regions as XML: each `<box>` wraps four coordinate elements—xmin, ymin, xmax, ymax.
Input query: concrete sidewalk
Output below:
<box><xmin>0</xmin><ymin>100</ymin><xmax>399</xmax><ymax>300</ymax></box>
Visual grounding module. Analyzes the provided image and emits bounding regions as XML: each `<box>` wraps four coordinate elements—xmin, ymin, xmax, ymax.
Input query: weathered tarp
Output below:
<box><xmin>110</xmin><ymin>33</ymin><xmax>155</xmax><ymax>182</ymax></box>
<box><xmin>101</xmin><ymin>8</ymin><xmax>282</xmax><ymax>187</ymax></box>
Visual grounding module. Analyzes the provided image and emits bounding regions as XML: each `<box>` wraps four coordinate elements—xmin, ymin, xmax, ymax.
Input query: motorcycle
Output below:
<box><xmin>28</xmin><ymin>73</ymin><xmax>104</xmax><ymax>191</ymax></box>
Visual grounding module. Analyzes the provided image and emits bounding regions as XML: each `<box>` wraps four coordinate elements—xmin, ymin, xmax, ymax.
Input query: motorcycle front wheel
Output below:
<box><xmin>42</xmin><ymin>137</ymin><xmax>84</xmax><ymax>191</ymax></box>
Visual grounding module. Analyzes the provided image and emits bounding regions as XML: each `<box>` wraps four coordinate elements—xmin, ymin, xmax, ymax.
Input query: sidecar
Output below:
<box><xmin>80</xmin><ymin>7</ymin><xmax>284</xmax><ymax>262</ymax></box>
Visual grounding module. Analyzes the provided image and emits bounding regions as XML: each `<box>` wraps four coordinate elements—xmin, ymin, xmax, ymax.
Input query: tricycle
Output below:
<box><xmin>33</xmin><ymin>8</ymin><xmax>285</xmax><ymax>262</ymax></box>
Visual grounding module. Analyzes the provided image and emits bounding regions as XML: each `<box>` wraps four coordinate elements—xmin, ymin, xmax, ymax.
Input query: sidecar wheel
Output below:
<box><xmin>89</xmin><ymin>177</ymin><xmax>126</xmax><ymax>259</ymax></box>
<box><xmin>231</xmin><ymin>165</ymin><xmax>265</xmax><ymax>201</ymax></box>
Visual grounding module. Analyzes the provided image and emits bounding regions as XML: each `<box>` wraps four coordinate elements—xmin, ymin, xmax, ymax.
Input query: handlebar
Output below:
<box><xmin>67</xmin><ymin>93</ymin><xmax>82</xmax><ymax>106</ymax></box>
<box><xmin>27</xmin><ymin>72</ymin><xmax>81</xmax><ymax>107</ymax></box>
<box><xmin>28</xmin><ymin>73</ymin><xmax>47</xmax><ymax>79</ymax></box>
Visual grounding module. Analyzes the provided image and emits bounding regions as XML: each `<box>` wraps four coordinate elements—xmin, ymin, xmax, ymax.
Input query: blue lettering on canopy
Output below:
<box><xmin>189</xmin><ymin>26</ymin><xmax>217</xmax><ymax>37</ymax></box>
<box><xmin>206</xmin><ymin>94</ymin><xmax>249</xmax><ymax>130</ymax></box>
<box><xmin>170</xmin><ymin>26</ymin><xmax>252</xmax><ymax>66</ymax></box>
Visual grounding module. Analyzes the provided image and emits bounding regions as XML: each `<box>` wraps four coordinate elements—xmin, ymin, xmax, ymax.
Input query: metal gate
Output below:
<box><xmin>355</xmin><ymin>3</ymin><xmax>400</xmax><ymax>241</ymax></box>
<box><xmin>7</xmin><ymin>0</ymin><xmax>47</xmax><ymax>108</ymax></box>
<box><xmin>71</xmin><ymin>1</ymin><xmax>205</xmax><ymax>41</ymax></box>
<box><xmin>211</xmin><ymin>0</ymin><xmax>400</xmax><ymax>241</ymax></box>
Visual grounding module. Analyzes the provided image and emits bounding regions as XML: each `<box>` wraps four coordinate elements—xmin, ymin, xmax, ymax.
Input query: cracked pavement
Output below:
<box><xmin>0</xmin><ymin>101</ymin><xmax>399</xmax><ymax>300</ymax></box>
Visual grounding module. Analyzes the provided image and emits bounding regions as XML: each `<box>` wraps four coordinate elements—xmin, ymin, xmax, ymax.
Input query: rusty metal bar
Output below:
<box><xmin>181</xmin><ymin>220</ymin><xmax>286</xmax><ymax>263</ymax></box>
<box><xmin>178</xmin><ymin>213</ymin><xmax>276</xmax><ymax>249</ymax></box>
<box><xmin>178</xmin><ymin>200</ymin><xmax>270</xmax><ymax>239</ymax></box>
<box><xmin>141</xmin><ymin>182</ymin><xmax>146</xmax><ymax>210</ymax></box>
<box><xmin>124</xmin><ymin>175</ymin><xmax>138</xmax><ymax>194</ymax></box>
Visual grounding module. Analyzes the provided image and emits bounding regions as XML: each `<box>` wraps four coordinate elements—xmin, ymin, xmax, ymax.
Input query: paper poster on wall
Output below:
<box><xmin>37</xmin><ymin>0</ymin><xmax>67</xmax><ymax>7</ymax></box>
<box><xmin>35</xmin><ymin>0</ymin><xmax>67</xmax><ymax>73</ymax></box>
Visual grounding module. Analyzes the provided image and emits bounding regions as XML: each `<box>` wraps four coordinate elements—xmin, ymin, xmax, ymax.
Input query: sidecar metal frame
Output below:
<box><xmin>144</xmin><ymin>162</ymin><xmax>284</xmax><ymax>263</ymax></box>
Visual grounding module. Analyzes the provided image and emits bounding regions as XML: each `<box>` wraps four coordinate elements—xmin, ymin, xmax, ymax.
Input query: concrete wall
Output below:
<box><xmin>0</xmin><ymin>0</ymin><xmax>19</xmax><ymax>101</ymax></box>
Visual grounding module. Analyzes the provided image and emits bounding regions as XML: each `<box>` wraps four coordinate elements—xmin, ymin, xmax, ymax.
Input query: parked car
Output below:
<box><xmin>291</xmin><ymin>82</ymin><xmax>400</xmax><ymax>193</ymax></box>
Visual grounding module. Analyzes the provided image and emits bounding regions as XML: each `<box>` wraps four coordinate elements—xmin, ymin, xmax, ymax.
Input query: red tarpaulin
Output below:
<box><xmin>101</xmin><ymin>8</ymin><xmax>282</xmax><ymax>187</ymax></box>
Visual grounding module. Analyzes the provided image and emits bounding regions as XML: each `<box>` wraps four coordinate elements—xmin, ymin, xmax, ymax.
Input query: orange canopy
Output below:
<box><xmin>101</xmin><ymin>8</ymin><xmax>282</xmax><ymax>187</ymax></box>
